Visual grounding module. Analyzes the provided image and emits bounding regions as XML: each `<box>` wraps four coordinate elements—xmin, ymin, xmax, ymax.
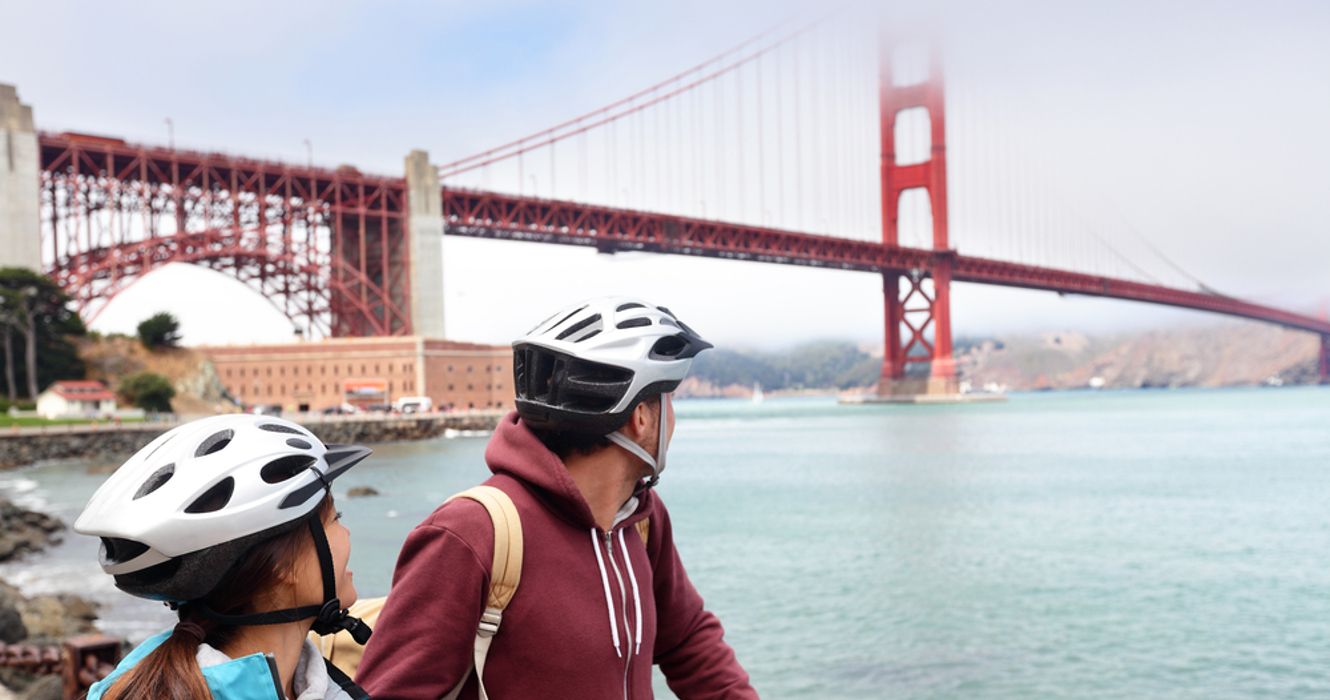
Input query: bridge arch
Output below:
<box><xmin>50</xmin><ymin>227</ymin><xmax>402</xmax><ymax>338</ymax></box>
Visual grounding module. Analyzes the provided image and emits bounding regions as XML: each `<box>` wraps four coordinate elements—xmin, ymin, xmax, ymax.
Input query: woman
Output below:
<box><xmin>74</xmin><ymin>414</ymin><xmax>375</xmax><ymax>699</ymax></box>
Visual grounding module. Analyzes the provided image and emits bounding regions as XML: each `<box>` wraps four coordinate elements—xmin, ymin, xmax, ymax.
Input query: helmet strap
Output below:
<box><xmin>190</xmin><ymin>511</ymin><xmax>371</xmax><ymax>645</ymax></box>
<box><xmin>606</xmin><ymin>393</ymin><xmax>671</xmax><ymax>489</ymax></box>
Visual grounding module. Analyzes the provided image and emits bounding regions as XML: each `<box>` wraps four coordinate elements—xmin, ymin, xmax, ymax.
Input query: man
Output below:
<box><xmin>357</xmin><ymin>297</ymin><xmax>757</xmax><ymax>699</ymax></box>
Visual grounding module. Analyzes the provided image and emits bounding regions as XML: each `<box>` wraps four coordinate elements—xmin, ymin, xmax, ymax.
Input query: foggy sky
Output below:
<box><xmin>1</xmin><ymin>0</ymin><xmax>1326</xmax><ymax>349</ymax></box>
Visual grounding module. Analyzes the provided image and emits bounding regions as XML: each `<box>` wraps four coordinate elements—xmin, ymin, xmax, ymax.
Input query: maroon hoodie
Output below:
<box><xmin>357</xmin><ymin>411</ymin><xmax>757</xmax><ymax>699</ymax></box>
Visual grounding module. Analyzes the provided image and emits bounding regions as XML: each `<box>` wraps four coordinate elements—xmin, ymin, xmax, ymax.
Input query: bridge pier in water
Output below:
<box><xmin>0</xmin><ymin>85</ymin><xmax>41</xmax><ymax>271</ymax></box>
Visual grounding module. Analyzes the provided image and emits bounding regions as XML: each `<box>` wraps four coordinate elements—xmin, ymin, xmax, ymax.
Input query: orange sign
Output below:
<box><xmin>343</xmin><ymin>379</ymin><xmax>387</xmax><ymax>406</ymax></box>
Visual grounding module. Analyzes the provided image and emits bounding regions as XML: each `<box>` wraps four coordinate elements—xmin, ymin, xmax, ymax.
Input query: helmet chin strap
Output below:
<box><xmin>606</xmin><ymin>394</ymin><xmax>671</xmax><ymax>490</ymax></box>
<box><xmin>191</xmin><ymin>508</ymin><xmax>372</xmax><ymax>645</ymax></box>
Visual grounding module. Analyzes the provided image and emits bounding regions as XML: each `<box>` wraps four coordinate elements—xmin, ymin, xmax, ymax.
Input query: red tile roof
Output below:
<box><xmin>49</xmin><ymin>380</ymin><xmax>116</xmax><ymax>402</ymax></box>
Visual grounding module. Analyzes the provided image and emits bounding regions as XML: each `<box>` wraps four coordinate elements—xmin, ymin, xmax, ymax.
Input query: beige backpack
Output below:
<box><xmin>315</xmin><ymin>485</ymin><xmax>648</xmax><ymax>699</ymax></box>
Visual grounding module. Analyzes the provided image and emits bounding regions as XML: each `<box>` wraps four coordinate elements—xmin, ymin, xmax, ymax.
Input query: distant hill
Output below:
<box><xmin>960</xmin><ymin>322</ymin><xmax>1320</xmax><ymax>391</ymax></box>
<box><xmin>676</xmin><ymin>321</ymin><xmax>1323</xmax><ymax>397</ymax></box>
<box><xmin>679</xmin><ymin>341</ymin><xmax>880</xmax><ymax>397</ymax></box>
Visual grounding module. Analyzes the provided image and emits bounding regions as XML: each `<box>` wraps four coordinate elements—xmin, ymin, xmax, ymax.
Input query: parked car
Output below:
<box><xmin>393</xmin><ymin>396</ymin><xmax>434</xmax><ymax>414</ymax></box>
<box><xmin>364</xmin><ymin>403</ymin><xmax>393</xmax><ymax>414</ymax></box>
<box><xmin>249</xmin><ymin>404</ymin><xmax>282</xmax><ymax>416</ymax></box>
<box><xmin>321</xmin><ymin>404</ymin><xmax>357</xmax><ymax>415</ymax></box>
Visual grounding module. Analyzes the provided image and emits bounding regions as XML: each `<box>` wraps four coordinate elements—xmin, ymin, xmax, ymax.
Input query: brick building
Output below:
<box><xmin>204</xmin><ymin>336</ymin><xmax>513</xmax><ymax>413</ymax></box>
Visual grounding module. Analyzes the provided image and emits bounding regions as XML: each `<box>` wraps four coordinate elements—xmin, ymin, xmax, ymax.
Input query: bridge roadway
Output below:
<box><xmin>442</xmin><ymin>188</ymin><xmax>1330</xmax><ymax>336</ymax></box>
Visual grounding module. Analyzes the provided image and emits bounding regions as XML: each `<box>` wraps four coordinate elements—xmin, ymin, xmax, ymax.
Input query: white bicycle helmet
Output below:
<box><xmin>513</xmin><ymin>297</ymin><xmax>712</xmax><ymax>482</ymax></box>
<box><xmin>75</xmin><ymin>414</ymin><xmax>373</xmax><ymax>640</ymax></box>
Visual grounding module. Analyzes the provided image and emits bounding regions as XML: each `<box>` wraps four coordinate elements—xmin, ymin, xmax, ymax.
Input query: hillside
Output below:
<box><xmin>77</xmin><ymin>335</ymin><xmax>231</xmax><ymax>414</ymax></box>
<box><xmin>675</xmin><ymin>321</ymin><xmax>1323</xmax><ymax>397</ymax></box>
<box><xmin>961</xmin><ymin>322</ymin><xmax>1319</xmax><ymax>391</ymax></box>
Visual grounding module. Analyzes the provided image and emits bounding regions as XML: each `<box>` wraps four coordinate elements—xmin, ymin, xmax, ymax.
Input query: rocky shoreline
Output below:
<box><xmin>0</xmin><ymin>499</ymin><xmax>100</xmax><ymax>700</ymax></box>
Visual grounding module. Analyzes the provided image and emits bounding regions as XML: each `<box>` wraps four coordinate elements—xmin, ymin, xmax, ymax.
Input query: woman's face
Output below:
<box><xmin>294</xmin><ymin>508</ymin><xmax>357</xmax><ymax>610</ymax></box>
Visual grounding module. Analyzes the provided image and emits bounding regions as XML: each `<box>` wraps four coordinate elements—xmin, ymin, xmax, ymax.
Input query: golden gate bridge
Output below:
<box><xmin>12</xmin><ymin>16</ymin><xmax>1328</xmax><ymax>396</ymax></box>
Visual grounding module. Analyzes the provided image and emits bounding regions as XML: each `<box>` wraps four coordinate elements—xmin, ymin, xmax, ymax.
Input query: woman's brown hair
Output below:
<box><xmin>103</xmin><ymin>495</ymin><xmax>335</xmax><ymax>700</ymax></box>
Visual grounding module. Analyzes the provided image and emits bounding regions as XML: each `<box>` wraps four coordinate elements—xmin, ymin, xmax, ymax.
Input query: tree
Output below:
<box><xmin>118</xmin><ymin>372</ymin><xmax>175</xmax><ymax>412</ymax></box>
<box><xmin>0</xmin><ymin>292</ymin><xmax>20</xmax><ymax>402</ymax></box>
<box><xmin>137</xmin><ymin>312</ymin><xmax>182</xmax><ymax>350</ymax></box>
<box><xmin>0</xmin><ymin>268</ymin><xmax>85</xmax><ymax>398</ymax></box>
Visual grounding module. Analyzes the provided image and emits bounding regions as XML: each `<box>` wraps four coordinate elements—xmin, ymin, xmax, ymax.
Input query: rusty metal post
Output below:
<box><xmin>0</xmin><ymin>636</ymin><xmax>120</xmax><ymax>699</ymax></box>
<box><xmin>63</xmin><ymin>635</ymin><xmax>120</xmax><ymax>699</ymax></box>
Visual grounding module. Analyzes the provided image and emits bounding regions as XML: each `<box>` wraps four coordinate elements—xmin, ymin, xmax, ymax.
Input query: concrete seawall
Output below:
<box><xmin>0</xmin><ymin>411</ymin><xmax>505</xmax><ymax>470</ymax></box>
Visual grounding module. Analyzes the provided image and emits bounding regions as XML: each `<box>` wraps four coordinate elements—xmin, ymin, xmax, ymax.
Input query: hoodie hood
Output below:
<box><xmin>484</xmin><ymin>411</ymin><xmax>652</xmax><ymax>531</ymax></box>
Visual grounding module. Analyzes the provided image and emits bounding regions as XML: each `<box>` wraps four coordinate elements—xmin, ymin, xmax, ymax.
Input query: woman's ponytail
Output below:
<box><xmin>102</xmin><ymin>613</ymin><xmax>215</xmax><ymax>700</ymax></box>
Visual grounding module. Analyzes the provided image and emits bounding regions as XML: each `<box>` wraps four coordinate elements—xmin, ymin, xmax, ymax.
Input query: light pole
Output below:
<box><xmin>165</xmin><ymin>118</ymin><xmax>174</xmax><ymax>150</ymax></box>
<box><xmin>303</xmin><ymin>139</ymin><xmax>313</xmax><ymax>168</ymax></box>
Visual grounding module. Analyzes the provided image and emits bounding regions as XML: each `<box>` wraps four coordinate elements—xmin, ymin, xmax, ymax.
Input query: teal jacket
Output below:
<box><xmin>89</xmin><ymin>631</ymin><xmax>366</xmax><ymax>700</ymax></box>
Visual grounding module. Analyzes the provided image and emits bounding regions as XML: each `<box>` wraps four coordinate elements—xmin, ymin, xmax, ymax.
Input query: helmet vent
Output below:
<box><xmin>185</xmin><ymin>477</ymin><xmax>235</xmax><ymax>514</ymax></box>
<box><xmin>543</xmin><ymin>305</ymin><xmax>587</xmax><ymax>335</ymax></box>
<box><xmin>132</xmin><ymin>464</ymin><xmax>175</xmax><ymax>500</ymax></box>
<box><xmin>556</xmin><ymin>313</ymin><xmax>602</xmax><ymax>340</ymax></box>
<box><xmin>195</xmin><ymin>430</ymin><xmax>234</xmax><ymax>457</ymax></box>
<box><xmin>616</xmin><ymin>317</ymin><xmax>651</xmax><ymax>330</ymax></box>
<box><xmin>616</xmin><ymin>302</ymin><xmax>646</xmax><ymax>312</ymax></box>
<box><xmin>261</xmin><ymin>455</ymin><xmax>316</xmax><ymax>484</ymax></box>
<box><xmin>650</xmin><ymin>335</ymin><xmax>687</xmax><ymax>358</ymax></box>
<box><xmin>101</xmin><ymin>537</ymin><xmax>150</xmax><ymax>564</ymax></box>
<box><xmin>285</xmin><ymin>438</ymin><xmax>312</xmax><ymax>450</ymax></box>
<box><xmin>260</xmin><ymin>423</ymin><xmax>305</xmax><ymax>436</ymax></box>
<box><xmin>141</xmin><ymin>433</ymin><xmax>175</xmax><ymax>462</ymax></box>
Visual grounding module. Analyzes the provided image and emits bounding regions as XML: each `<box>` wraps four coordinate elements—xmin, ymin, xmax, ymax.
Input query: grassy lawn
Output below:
<box><xmin>0</xmin><ymin>416</ymin><xmax>147</xmax><ymax>427</ymax></box>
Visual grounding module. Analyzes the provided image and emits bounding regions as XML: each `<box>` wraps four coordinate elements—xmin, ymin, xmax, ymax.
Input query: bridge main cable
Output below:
<box><xmin>436</xmin><ymin>16</ymin><xmax>827</xmax><ymax>180</ymax></box>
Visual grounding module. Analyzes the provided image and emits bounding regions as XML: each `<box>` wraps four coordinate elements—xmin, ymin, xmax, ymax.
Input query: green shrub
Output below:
<box><xmin>137</xmin><ymin>312</ymin><xmax>182</xmax><ymax>350</ymax></box>
<box><xmin>118</xmin><ymin>372</ymin><xmax>175</xmax><ymax>412</ymax></box>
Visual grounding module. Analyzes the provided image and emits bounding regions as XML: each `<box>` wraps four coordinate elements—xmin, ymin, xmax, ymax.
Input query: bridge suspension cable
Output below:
<box><xmin>438</xmin><ymin>12</ymin><xmax>882</xmax><ymax>239</ymax></box>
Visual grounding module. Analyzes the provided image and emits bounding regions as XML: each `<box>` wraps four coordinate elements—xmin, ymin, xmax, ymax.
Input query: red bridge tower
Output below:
<box><xmin>877</xmin><ymin>42</ymin><xmax>958</xmax><ymax>397</ymax></box>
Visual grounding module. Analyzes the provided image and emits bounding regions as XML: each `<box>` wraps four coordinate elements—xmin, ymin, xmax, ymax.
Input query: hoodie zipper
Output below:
<box><xmin>603</xmin><ymin>529</ymin><xmax>634</xmax><ymax>700</ymax></box>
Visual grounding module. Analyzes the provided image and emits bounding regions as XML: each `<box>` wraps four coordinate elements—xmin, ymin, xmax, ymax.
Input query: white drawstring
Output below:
<box><xmin>618</xmin><ymin>528</ymin><xmax>643</xmax><ymax>655</ymax></box>
<box><xmin>589</xmin><ymin>528</ymin><xmax>622</xmax><ymax>658</ymax></box>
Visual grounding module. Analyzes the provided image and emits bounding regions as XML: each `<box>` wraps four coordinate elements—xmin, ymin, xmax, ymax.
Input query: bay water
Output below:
<box><xmin>3</xmin><ymin>387</ymin><xmax>1328</xmax><ymax>698</ymax></box>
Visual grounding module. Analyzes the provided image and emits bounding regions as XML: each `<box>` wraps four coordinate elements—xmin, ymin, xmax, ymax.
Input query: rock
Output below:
<box><xmin>19</xmin><ymin>594</ymin><xmax>99</xmax><ymax>642</ymax></box>
<box><xmin>0</xmin><ymin>501</ymin><xmax>65</xmax><ymax>563</ymax></box>
<box><xmin>16</xmin><ymin>676</ymin><xmax>59</xmax><ymax>700</ymax></box>
<box><xmin>0</xmin><ymin>582</ymin><xmax>27</xmax><ymax>643</ymax></box>
<box><xmin>347</xmin><ymin>486</ymin><xmax>380</xmax><ymax>498</ymax></box>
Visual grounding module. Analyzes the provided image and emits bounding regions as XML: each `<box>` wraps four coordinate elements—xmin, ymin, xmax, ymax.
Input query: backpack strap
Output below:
<box><xmin>441</xmin><ymin>485</ymin><xmax>523</xmax><ymax>700</ymax></box>
<box><xmin>634</xmin><ymin>517</ymin><xmax>649</xmax><ymax>547</ymax></box>
<box><xmin>322</xmin><ymin>658</ymin><xmax>371</xmax><ymax>700</ymax></box>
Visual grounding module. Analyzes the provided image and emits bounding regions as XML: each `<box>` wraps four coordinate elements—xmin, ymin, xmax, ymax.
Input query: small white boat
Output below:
<box><xmin>752</xmin><ymin>383</ymin><xmax>764</xmax><ymax>404</ymax></box>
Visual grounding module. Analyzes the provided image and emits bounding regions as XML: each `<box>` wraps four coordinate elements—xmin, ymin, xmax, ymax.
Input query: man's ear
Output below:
<box><xmin>623</xmin><ymin>401</ymin><xmax>651</xmax><ymax>441</ymax></box>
